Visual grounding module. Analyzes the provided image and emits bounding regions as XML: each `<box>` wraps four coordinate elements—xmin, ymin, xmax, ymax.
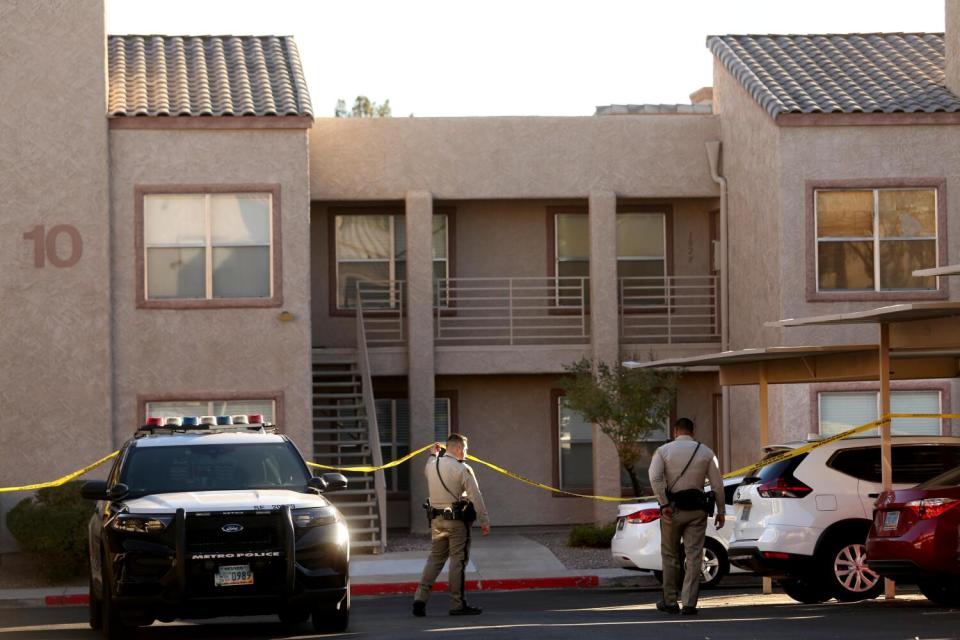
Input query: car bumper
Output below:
<box><xmin>727</xmin><ymin>546</ymin><xmax>812</xmax><ymax>577</ymax></box>
<box><xmin>867</xmin><ymin>522</ymin><xmax>960</xmax><ymax>582</ymax></box>
<box><xmin>611</xmin><ymin>522</ymin><xmax>662</xmax><ymax>571</ymax></box>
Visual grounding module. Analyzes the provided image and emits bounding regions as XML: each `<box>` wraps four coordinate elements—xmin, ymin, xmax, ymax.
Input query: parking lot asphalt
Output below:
<box><xmin>0</xmin><ymin>587</ymin><xmax>956</xmax><ymax>640</ymax></box>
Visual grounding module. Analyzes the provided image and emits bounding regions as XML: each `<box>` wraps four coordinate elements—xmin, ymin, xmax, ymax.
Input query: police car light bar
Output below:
<box><xmin>136</xmin><ymin>415</ymin><xmax>276</xmax><ymax>436</ymax></box>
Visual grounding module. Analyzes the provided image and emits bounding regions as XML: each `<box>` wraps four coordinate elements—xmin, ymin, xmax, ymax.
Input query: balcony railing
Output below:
<box><xmin>619</xmin><ymin>275</ymin><xmax>720</xmax><ymax>343</ymax></box>
<box><xmin>357</xmin><ymin>280</ymin><xmax>406</xmax><ymax>347</ymax></box>
<box><xmin>357</xmin><ymin>275</ymin><xmax>719</xmax><ymax>348</ymax></box>
<box><xmin>435</xmin><ymin>276</ymin><xmax>589</xmax><ymax>346</ymax></box>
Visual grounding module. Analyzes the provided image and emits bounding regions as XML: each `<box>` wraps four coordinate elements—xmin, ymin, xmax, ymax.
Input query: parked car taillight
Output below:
<box><xmin>625</xmin><ymin>508</ymin><xmax>661</xmax><ymax>524</ymax></box>
<box><xmin>757</xmin><ymin>476</ymin><xmax>813</xmax><ymax>499</ymax></box>
<box><xmin>906</xmin><ymin>497</ymin><xmax>959</xmax><ymax>520</ymax></box>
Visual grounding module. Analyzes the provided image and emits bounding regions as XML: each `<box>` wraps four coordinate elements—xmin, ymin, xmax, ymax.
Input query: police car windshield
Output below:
<box><xmin>121</xmin><ymin>443</ymin><xmax>311</xmax><ymax>496</ymax></box>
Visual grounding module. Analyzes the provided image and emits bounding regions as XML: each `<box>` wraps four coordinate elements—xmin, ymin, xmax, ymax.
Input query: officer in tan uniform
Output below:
<box><xmin>413</xmin><ymin>433</ymin><xmax>490</xmax><ymax>617</ymax></box>
<box><xmin>649</xmin><ymin>417</ymin><xmax>725</xmax><ymax>616</ymax></box>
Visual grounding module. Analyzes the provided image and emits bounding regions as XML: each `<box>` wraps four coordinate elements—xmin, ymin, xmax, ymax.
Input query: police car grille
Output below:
<box><xmin>185</xmin><ymin>512</ymin><xmax>282</xmax><ymax>551</ymax></box>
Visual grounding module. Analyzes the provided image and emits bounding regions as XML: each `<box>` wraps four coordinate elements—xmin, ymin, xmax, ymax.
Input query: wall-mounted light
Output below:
<box><xmin>277</xmin><ymin>310</ymin><xmax>295</xmax><ymax>322</ymax></box>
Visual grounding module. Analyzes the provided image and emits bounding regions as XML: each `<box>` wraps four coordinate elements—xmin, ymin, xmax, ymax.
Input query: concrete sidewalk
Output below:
<box><xmin>0</xmin><ymin>534</ymin><xmax>656</xmax><ymax>608</ymax></box>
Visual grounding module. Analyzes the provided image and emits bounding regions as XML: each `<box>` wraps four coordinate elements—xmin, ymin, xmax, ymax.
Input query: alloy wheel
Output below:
<box><xmin>833</xmin><ymin>543</ymin><xmax>879</xmax><ymax>593</ymax></box>
<box><xmin>700</xmin><ymin>547</ymin><xmax>720</xmax><ymax>583</ymax></box>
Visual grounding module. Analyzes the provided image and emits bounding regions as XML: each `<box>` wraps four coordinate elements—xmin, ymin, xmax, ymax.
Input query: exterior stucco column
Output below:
<box><xmin>588</xmin><ymin>190</ymin><xmax>621</xmax><ymax>523</ymax></box>
<box><xmin>405</xmin><ymin>190</ymin><xmax>436</xmax><ymax>532</ymax></box>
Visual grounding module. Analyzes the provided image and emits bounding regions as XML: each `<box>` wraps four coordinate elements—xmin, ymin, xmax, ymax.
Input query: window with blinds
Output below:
<box><xmin>818</xmin><ymin>390</ymin><xmax>941</xmax><ymax>437</ymax></box>
<box><xmin>375</xmin><ymin>397</ymin><xmax>451</xmax><ymax>492</ymax></box>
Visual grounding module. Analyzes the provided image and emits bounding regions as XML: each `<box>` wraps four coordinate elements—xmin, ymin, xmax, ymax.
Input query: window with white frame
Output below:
<box><xmin>557</xmin><ymin>397</ymin><xmax>667</xmax><ymax>492</ymax></box>
<box><xmin>144</xmin><ymin>193</ymin><xmax>272</xmax><ymax>300</ymax></box>
<box><xmin>145</xmin><ymin>399</ymin><xmax>276</xmax><ymax>423</ymax></box>
<box><xmin>375</xmin><ymin>397</ymin><xmax>451</xmax><ymax>492</ymax></box>
<box><xmin>334</xmin><ymin>214</ymin><xmax>448</xmax><ymax>308</ymax></box>
<box><xmin>815</xmin><ymin>189</ymin><xmax>937</xmax><ymax>292</ymax></box>
<box><xmin>818</xmin><ymin>390</ymin><xmax>941</xmax><ymax>437</ymax></box>
<box><xmin>554</xmin><ymin>212</ymin><xmax>666</xmax><ymax>306</ymax></box>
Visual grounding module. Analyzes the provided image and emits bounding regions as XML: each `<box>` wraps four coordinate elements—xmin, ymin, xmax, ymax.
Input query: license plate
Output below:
<box><xmin>881</xmin><ymin>511</ymin><xmax>900</xmax><ymax>531</ymax></box>
<box><xmin>739</xmin><ymin>505</ymin><xmax>752</xmax><ymax>521</ymax></box>
<box><xmin>214</xmin><ymin>564</ymin><xmax>253</xmax><ymax>587</ymax></box>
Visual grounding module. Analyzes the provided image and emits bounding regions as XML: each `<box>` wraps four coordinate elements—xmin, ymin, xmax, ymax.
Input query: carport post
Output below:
<box><xmin>879</xmin><ymin>322</ymin><xmax>895</xmax><ymax>600</ymax></box>
<box><xmin>759</xmin><ymin>363</ymin><xmax>773</xmax><ymax>595</ymax></box>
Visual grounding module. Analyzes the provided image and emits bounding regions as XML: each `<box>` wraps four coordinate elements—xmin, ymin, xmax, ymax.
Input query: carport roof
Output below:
<box><xmin>767</xmin><ymin>301</ymin><xmax>960</xmax><ymax>328</ymax></box>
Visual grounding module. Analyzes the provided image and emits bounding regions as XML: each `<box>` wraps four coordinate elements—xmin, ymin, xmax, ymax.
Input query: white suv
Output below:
<box><xmin>728</xmin><ymin>435</ymin><xmax>960</xmax><ymax>604</ymax></box>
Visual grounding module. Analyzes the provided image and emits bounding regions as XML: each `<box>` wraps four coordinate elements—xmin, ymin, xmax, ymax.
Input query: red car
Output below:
<box><xmin>866</xmin><ymin>464</ymin><xmax>960</xmax><ymax>606</ymax></box>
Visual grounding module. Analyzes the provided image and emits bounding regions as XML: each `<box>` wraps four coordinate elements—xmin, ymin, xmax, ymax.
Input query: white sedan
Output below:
<box><xmin>611</xmin><ymin>478</ymin><xmax>745</xmax><ymax>588</ymax></box>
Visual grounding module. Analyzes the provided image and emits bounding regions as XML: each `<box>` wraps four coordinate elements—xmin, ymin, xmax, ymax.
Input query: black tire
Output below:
<box><xmin>818</xmin><ymin>536</ymin><xmax>883</xmax><ymax>602</ymax></box>
<box><xmin>88</xmin><ymin>572</ymin><xmax>102</xmax><ymax>631</ymax></box>
<box><xmin>652</xmin><ymin>570</ymin><xmax>663</xmax><ymax>584</ymax></box>
<box><xmin>312</xmin><ymin>589</ymin><xmax>350</xmax><ymax>633</ymax></box>
<box><xmin>778</xmin><ymin>577</ymin><xmax>828</xmax><ymax>604</ymax></box>
<box><xmin>918</xmin><ymin>578</ymin><xmax>960</xmax><ymax>606</ymax></box>
<box><xmin>700</xmin><ymin>539</ymin><xmax>730</xmax><ymax>589</ymax></box>
<box><xmin>99</xmin><ymin>549</ymin><xmax>135</xmax><ymax>640</ymax></box>
<box><xmin>101</xmin><ymin>586</ymin><xmax>134</xmax><ymax>640</ymax></box>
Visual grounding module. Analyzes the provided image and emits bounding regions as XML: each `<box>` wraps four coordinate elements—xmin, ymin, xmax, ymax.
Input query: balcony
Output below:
<box><xmin>619</xmin><ymin>275</ymin><xmax>720</xmax><ymax>343</ymax></box>
<box><xmin>358</xmin><ymin>275</ymin><xmax>719</xmax><ymax>349</ymax></box>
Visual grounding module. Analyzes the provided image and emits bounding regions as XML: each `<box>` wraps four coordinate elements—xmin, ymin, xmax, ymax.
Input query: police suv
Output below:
<box><xmin>81</xmin><ymin>415</ymin><xmax>351</xmax><ymax>639</ymax></box>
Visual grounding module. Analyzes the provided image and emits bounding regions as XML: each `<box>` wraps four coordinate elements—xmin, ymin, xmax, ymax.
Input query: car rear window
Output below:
<box><xmin>919</xmin><ymin>463</ymin><xmax>960</xmax><ymax>489</ymax></box>
<box><xmin>827</xmin><ymin>445</ymin><xmax>960</xmax><ymax>484</ymax></box>
<box><xmin>756</xmin><ymin>452</ymin><xmax>807</xmax><ymax>482</ymax></box>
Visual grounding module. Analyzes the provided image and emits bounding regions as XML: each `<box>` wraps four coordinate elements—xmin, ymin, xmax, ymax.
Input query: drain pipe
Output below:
<box><xmin>705</xmin><ymin>141</ymin><xmax>731</xmax><ymax>471</ymax></box>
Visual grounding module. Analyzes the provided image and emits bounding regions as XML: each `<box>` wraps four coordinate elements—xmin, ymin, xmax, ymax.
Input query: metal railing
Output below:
<box><xmin>357</xmin><ymin>280</ymin><xmax>406</xmax><ymax>347</ymax></box>
<box><xmin>434</xmin><ymin>276</ymin><xmax>589</xmax><ymax>346</ymax></box>
<box><xmin>355</xmin><ymin>291</ymin><xmax>388</xmax><ymax>552</ymax></box>
<box><xmin>619</xmin><ymin>275</ymin><xmax>720</xmax><ymax>343</ymax></box>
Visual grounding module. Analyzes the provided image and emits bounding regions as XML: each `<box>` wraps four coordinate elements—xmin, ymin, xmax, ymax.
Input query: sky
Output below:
<box><xmin>107</xmin><ymin>0</ymin><xmax>947</xmax><ymax>117</ymax></box>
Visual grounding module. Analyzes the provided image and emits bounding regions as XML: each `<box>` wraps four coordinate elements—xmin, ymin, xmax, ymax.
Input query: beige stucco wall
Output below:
<box><xmin>309</xmin><ymin>116</ymin><xmax>721</xmax><ymax>201</ymax></box>
<box><xmin>109</xmin><ymin>129</ymin><xmax>313</xmax><ymax>452</ymax></box>
<box><xmin>0</xmin><ymin>1</ymin><xmax>112</xmax><ymax>552</ymax></box>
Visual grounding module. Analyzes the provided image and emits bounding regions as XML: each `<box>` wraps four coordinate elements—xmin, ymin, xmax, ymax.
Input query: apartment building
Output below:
<box><xmin>2</xmin><ymin>0</ymin><xmax>959</xmax><ymax>551</ymax></box>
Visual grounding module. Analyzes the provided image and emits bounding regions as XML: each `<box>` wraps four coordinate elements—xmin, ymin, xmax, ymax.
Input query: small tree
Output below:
<box><xmin>334</xmin><ymin>96</ymin><xmax>392</xmax><ymax>118</ymax></box>
<box><xmin>559</xmin><ymin>359</ymin><xmax>678</xmax><ymax>497</ymax></box>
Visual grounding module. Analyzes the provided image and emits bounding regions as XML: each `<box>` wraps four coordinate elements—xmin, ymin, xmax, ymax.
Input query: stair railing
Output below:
<box><xmin>356</xmin><ymin>291</ymin><xmax>388</xmax><ymax>553</ymax></box>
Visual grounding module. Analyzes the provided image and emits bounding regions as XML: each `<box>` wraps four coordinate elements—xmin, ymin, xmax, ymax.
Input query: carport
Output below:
<box><xmin>627</xmin><ymin>299</ymin><xmax>960</xmax><ymax>598</ymax></box>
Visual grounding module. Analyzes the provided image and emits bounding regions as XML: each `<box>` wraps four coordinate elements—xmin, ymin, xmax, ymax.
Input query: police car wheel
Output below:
<box><xmin>312</xmin><ymin>605</ymin><xmax>349</xmax><ymax>633</ymax></box>
<box><xmin>88</xmin><ymin>573</ymin><xmax>102</xmax><ymax>630</ymax></box>
<box><xmin>100</xmin><ymin>587</ymin><xmax>134</xmax><ymax>640</ymax></box>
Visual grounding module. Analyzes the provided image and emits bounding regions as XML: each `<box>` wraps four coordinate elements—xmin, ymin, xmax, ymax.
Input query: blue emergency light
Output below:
<box><xmin>181</xmin><ymin>416</ymin><xmax>199</xmax><ymax>427</ymax></box>
<box><xmin>216</xmin><ymin>416</ymin><xmax>232</xmax><ymax>425</ymax></box>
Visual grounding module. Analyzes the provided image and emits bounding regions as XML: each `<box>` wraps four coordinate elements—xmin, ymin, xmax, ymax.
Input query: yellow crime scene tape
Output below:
<box><xmin>1</xmin><ymin>413</ymin><xmax>958</xmax><ymax>498</ymax></box>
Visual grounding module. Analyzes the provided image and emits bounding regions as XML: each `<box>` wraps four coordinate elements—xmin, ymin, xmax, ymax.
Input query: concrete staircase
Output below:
<box><xmin>312</xmin><ymin>352</ymin><xmax>382</xmax><ymax>552</ymax></box>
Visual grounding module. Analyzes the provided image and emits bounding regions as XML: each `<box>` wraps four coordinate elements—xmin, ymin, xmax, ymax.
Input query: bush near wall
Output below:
<box><xmin>567</xmin><ymin>522</ymin><xmax>617</xmax><ymax>548</ymax></box>
<box><xmin>6</xmin><ymin>482</ymin><xmax>92</xmax><ymax>580</ymax></box>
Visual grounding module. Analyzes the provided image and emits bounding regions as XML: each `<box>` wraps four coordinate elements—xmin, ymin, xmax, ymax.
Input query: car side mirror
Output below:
<box><xmin>80</xmin><ymin>480</ymin><xmax>109</xmax><ymax>501</ymax></box>
<box><xmin>107</xmin><ymin>483</ymin><xmax>129</xmax><ymax>500</ymax></box>
<box><xmin>321</xmin><ymin>473</ymin><xmax>348</xmax><ymax>493</ymax></box>
<box><xmin>307</xmin><ymin>476</ymin><xmax>328</xmax><ymax>493</ymax></box>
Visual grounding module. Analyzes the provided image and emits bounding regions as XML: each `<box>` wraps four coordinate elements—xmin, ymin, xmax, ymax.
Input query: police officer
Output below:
<box><xmin>413</xmin><ymin>433</ymin><xmax>490</xmax><ymax>617</ymax></box>
<box><xmin>649</xmin><ymin>417</ymin><xmax>725</xmax><ymax>616</ymax></box>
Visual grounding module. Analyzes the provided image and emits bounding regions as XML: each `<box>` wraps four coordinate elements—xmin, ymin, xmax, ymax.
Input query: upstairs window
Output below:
<box><xmin>815</xmin><ymin>189</ymin><xmax>937</xmax><ymax>292</ymax></box>
<box><xmin>334</xmin><ymin>213</ymin><xmax>448</xmax><ymax>309</ymax></box>
<box><xmin>143</xmin><ymin>192</ymin><xmax>273</xmax><ymax>301</ymax></box>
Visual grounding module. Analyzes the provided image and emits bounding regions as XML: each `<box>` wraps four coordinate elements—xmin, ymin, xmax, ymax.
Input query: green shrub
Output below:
<box><xmin>567</xmin><ymin>522</ymin><xmax>617</xmax><ymax>548</ymax></box>
<box><xmin>6</xmin><ymin>482</ymin><xmax>92</xmax><ymax>580</ymax></box>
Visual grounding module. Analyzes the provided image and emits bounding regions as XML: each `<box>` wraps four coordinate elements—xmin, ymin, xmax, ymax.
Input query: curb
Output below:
<box><xmin>1</xmin><ymin>576</ymin><xmax>606</xmax><ymax>608</ymax></box>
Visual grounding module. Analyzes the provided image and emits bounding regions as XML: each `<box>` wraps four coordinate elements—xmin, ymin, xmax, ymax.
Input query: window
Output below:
<box><xmin>815</xmin><ymin>189</ymin><xmax>937</xmax><ymax>292</ymax></box>
<box><xmin>144</xmin><ymin>193</ymin><xmax>273</xmax><ymax>300</ymax></box>
<box><xmin>826</xmin><ymin>445</ymin><xmax>960</xmax><ymax>484</ymax></box>
<box><xmin>557</xmin><ymin>396</ymin><xmax>667</xmax><ymax>492</ymax></box>
<box><xmin>553</xmin><ymin>212</ymin><xmax>667</xmax><ymax>306</ymax></box>
<box><xmin>145</xmin><ymin>399</ymin><xmax>276</xmax><ymax>424</ymax></box>
<box><xmin>334</xmin><ymin>213</ymin><xmax>448</xmax><ymax>309</ymax></box>
<box><xmin>818</xmin><ymin>390</ymin><xmax>941</xmax><ymax>437</ymax></box>
<box><xmin>375</xmin><ymin>397</ymin><xmax>451</xmax><ymax>492</ymax></box>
